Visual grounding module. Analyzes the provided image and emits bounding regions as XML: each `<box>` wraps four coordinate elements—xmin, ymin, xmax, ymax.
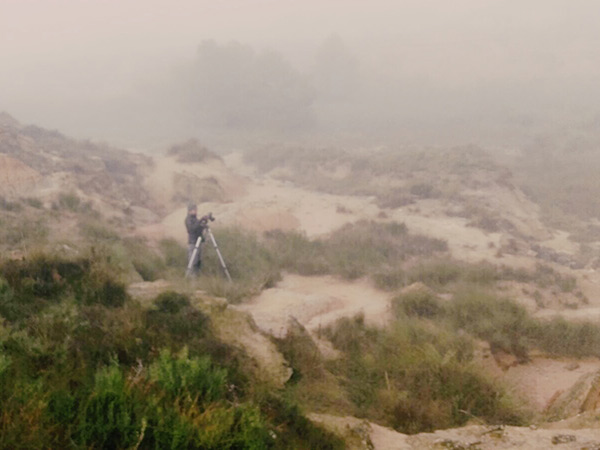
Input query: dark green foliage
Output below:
<box><xmin>76</xmin><ymin>364</ymin><xmax>141</xmax><ymax>448</ymax></box>
<box><xmin>0</xmin><ymin>253</ymin><xmax>128</xmax><ymax>322</ymax></box>
<box><xmin>392</xmin><ymin>290</ymin><xmax>442</xmax><ymax>318</ymax></box>
<box><xmin>154</xmin><ymin>291</ymin><xmax>191</xmax><ymax>314</ymax></box>
<box><xmin>146</xmin><ymin>293</ymin><xmax>210</xmax><ymax>347</ymax></box>
<box><xmin>149</xmin><ymin>348</ymin><xmax>228</xmax><ymax>404</ymax></box>
<box><xmin>46</xmin><ymin>389</ymin><xmax>78</xmax><ymax>425</ymax></box>
<box><xmin>123</xmin><ymin>237</ymin><xmax>166</xmax><ymax>281</ymax></box>
<box><xmin>257</xmin><ymin>393</ymin><xmax>345</xmax><ymax>450</ymax></box>
<box><xmin>0</xmin><ymin>263</ymin><xmax>338</xmax><ymax>449</ymax></box>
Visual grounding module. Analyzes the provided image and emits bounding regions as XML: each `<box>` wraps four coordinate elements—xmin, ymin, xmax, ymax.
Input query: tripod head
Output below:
<box><xmin>199</xmin><ymin>212</ymin><xmax>215</xmax><ymax>226</ymax></box>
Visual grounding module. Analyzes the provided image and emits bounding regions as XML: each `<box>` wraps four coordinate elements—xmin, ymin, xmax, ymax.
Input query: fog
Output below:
<box><xmin>2</xmin><ymin>0</ymin><xmax>600</xmax><ymax>148</ymax></box>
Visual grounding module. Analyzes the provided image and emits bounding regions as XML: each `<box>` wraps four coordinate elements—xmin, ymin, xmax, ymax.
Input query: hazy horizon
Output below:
<box><xmin>2</xmin><ymin>0</ymin><xmax>600</xmax><ymax>148</ymax></box>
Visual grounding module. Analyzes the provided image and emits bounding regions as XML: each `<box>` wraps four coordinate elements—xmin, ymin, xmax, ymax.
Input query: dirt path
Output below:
<box><xmin>235</xmin><ymin>274</ymin><xmax>392</xmax><ymax>339</ymax></box>
<box><xmin>501</xmin><ymin>357</ymin><xmax>600</xmax><ymax>411</ymax></box>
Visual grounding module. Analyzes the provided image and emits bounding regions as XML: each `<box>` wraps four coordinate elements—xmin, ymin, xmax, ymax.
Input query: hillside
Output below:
<box><xmin>2</xmin><ymin>116</ymin><xmax>600</xmax><ymax>448</ymax></box>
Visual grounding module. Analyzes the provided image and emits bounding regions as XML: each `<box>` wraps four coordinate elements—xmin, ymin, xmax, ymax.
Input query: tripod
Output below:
<box><xmin>185</xmin><ymin>227</ymin><xmax>232</xmax><ymax>282</ymax></box>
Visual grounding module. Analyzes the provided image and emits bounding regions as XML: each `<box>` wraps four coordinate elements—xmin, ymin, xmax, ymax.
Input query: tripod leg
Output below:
<box><xmin>185</xmin><ymin>236</ymin><xmax>202</xmax><ymax>278</ymax></box>
<box><xmin>207</xmin><ymin>229</ymin><xmax>232</xmax><ymax>282</ymax></box>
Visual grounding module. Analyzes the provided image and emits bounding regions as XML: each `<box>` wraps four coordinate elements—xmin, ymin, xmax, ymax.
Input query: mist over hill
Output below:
<box><xmin>3</xmin><ymin>1</ymin><xmax>600</xmax><ymax>148</ymax></box>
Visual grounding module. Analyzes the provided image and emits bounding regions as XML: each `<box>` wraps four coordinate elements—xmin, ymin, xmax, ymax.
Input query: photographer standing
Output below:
<box><xmin>185</xmin><ymin>204</ymin><xmax>211</xmax><ymax>277</ymax></box>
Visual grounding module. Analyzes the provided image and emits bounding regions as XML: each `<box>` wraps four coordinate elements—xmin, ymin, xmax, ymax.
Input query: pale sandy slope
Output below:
<box><xmin>235</xmin><ymin>274</ymin><xmax>392</xmax><ymax>339</ymax></box>
<box><xmin>310</xmin><ymin>414</ymin><xmax>600</xmax><ymax>450</ymax></box>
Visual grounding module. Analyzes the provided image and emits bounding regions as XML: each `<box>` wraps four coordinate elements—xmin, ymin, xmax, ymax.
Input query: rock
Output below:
<box><xmin>551</xmin><ymin>434</ymin><xmax>576</xmax><ymax>445</ymax></box>
<box><xmin>493</xmin><ymin>349</ymin><xmax>520</xmax><ymax>371</ymax></box>
<box><xmin>565</xmin><ymin>362</ymin><xmax>580</xmax><ymax>371</ymax></box>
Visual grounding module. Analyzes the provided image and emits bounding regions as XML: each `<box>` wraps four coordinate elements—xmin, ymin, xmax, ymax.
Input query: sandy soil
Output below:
<box><xmin>0</xmin><ymin>154</ymin><xmax>41</xmax><ymax>196</ymax></box>
<box><xmin>310</xmin><ymin>413</ymin><xmax>600</xmax><ymax>449</ymax></box>
<box><xmin>501</xmin><ymin>357</ymin><xmax>600</xmax><ymax>410</ymax></box>
<box><xmin>235</xmin><ymin>273</ymin><xmax>392</xmax><ymax>339</ymax></box>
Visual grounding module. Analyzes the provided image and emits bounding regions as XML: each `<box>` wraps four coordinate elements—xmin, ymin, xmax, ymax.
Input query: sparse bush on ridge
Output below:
<box><xmin>392</xmin><ymin>289</ymin><xmax>442</xmax><ymax>318</ymax></box>
<box><xmin>167</xmin><ymin>138</ymin><xmax>221</xmax><ymax>163</ymax></box>
<box><xmin>445</xmin><ymin>287</ymin><xmax>600</xmax><ymax>360</ymax></box>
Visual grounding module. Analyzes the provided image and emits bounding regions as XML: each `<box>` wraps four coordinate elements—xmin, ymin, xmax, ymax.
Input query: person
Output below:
<box><xmin>184</xmin><ymin>204</ymin><xmax>209</xmax><ymax>276</ymax></box>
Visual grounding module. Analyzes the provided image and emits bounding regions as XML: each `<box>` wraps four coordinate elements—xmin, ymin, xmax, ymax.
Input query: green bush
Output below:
<box><xmin>392</xmin><ymin>290</ymin><xmax>442</xmax><ymax>318</ymax></box>
<box><xmin>77</xmin><ymin>364</ymin><xmax>141</xmax><ymax>448</ymax></box>
<box><xmin>323</xmin><ymin>314</ymin><xmax>523</xmax><ymax>433</ymax></box>
<box><xmin>123</xmin><ymin>237</ymin><xmax>166</xmax><ymax>281</ymax></box>
<box><xmin>153</xmin><ymin>291</ymin><xmax>191</xmax><ymax>314</ymax></box>
<box><xmin>149</xmin><ymin>348</ymin><xmax>228</xmax><ymax>404</ymax></box>
<box><xmin>199</xmin><ymin>227</ymin><xmax>281</xmax><ymax>303</ymax></box>
<box><xmin>406</xmin><ymin>260</ymin><xmax>463</xmax><ymax>289</ymax></box>
<box><xmin>532</xmin><ymin>317</ymin><xmax>600</xmax><ymax>358</ymax></box>
<box><xmin>447</xmin><ymin>289</ymin><xmax>532</xmax><ymax>360</ymax></box>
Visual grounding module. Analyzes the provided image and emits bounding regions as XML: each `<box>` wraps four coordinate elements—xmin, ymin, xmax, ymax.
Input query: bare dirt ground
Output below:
<box><xmin>0</xmin><ymin>154</ymin><xmax>41</xmax><ymax>196</ymax></box>
<box><xmin>310</xmin><ymin>413</ymin><xmax>600</xmax><ymax>449</ymax></box>
<box><xmin>235</xmin><ymin>273</ymin><xmax>392</xmax><ymax>339</ymax></box>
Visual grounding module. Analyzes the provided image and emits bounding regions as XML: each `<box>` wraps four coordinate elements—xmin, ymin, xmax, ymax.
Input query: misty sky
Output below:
<box><xmin>2</xmin><ymin>0</ymin><xmax>600</xmax><ymax>145</ymax></box>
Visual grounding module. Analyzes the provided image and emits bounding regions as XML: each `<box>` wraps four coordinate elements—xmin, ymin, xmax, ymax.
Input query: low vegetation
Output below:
<box><xmin>279</xmin><ymin>313</ymin><xmax>527</xmax><ymax>435</ymax></box>
<box><xmin>0</xmin><ymin>254</ymin><xmax>342</xmax><ymax>449</ymax></box>
<box><xmin>167</xmin><ymin>138</ymin><xmax>222</xmax><ymax>163</ymax></box>
<box><xmin>393</xmin><ymin>287</ymin><xmax>600</xmax><ymax>360</ymax></box>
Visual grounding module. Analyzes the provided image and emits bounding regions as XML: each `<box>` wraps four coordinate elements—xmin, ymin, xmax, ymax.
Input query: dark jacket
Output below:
<box><xmin>185</xmin><ymin>214</ymin><xmax>207</xmax><ymax>244</ymax></box>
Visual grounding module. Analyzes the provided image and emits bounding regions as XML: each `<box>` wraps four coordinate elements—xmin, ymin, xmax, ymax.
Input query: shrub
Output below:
<box><xmin>323</xmin><ymin>314</ymin><xmax>523</xmax><ymax>433</ymax></box>
<box><xmin>0</xmin><ymin>196</ymin><xmax>23</xmax><ymax>212</ymax></box>
<box><xmin>149</xmin><ymin>348</ymin><xmax>228</xmax><ymax>404</ymax></box>
<box><xmin>58</xmin><ymin>191</ymin><xmax>82</xmax><ymax>212</ymax></box>
<box><xmin>145</xmin><ymin>295</ymin><xmax>210</xmax><ymax>349</ymax></box>
<box><xmin>266</xmin><ymin>221</ymin><xmax>447</xmax><ymax>283</ymax></box>
<box><xmin>79</xmin><ymin>220</ymin><xmax>119</xmax><ymax>242</ymax></box>
<box><xmin>153</xmin><ymin>291</ymin><xmax>191</xmax><ymax>314</ymax></box>
<box><xmin>392</xmin><ymin>290</ymin><xmax>442</xmax><ymax>318</ymax></box>
<box><xmin>406</xmin><ymin>260</ymin><xmax>462</xmax><ymax>288</ymax></box>
<box><xmin>447</xmin><ymin>289</ymin><xmax>532</xmax><ymax>360</ymax></box>
<box><xmin>532</xmin><ymin>317</ymin><xmax>600</xmax><ymax>358</ymax></box>
<box><xmin>199</xmin><ymin>227</ymin><xmax>281</xmax><ymax>303</ymax></box>
<box><xmin>167</xmin><ymin>139</ymin><xmax>221</xmax><ymax>163</ymax></box>
<box><xmin>77</xmin><ymin>364</ymin><xmax>141</xmax><ymax>448</ymax></box>
<box><xmin>159</xmin><ymin>238</ymin><xmax>188</xmax><ymax>268</ymax></box>
<box><xmin>123</xmin><ymin>237</ymin><xmax>166</xmax><ymax>281</ymax></box>
<box><xmin>24</xmin><ymin>197</ymin><xmax>43</xmax><ymax>209</ymax></box>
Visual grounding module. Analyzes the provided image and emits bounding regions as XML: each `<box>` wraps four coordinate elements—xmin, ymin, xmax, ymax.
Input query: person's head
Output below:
<box><xmin>187</xmin><ymin>203</ymin><xmax>197</xmax><ymax>216</ymax></box>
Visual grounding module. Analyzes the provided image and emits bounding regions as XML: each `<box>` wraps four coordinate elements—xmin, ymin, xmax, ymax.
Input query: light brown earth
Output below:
<box><xmin>235</xmin><ymin>274</ymin><xmax>392</xmax><ymax>339</ymax></box>
<box><xmin>310</xmin><ymin>414</ymin><xmax>600</xmax><ymax>450</ymax></box>
<box><xmin>0</xmin><ymin>154</ymin><xmax>41</xmax><ymax>196</ymax></box>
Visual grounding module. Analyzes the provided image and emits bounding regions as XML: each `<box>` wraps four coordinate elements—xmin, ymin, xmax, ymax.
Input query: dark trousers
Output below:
<box><xmin>187</xmin><ymin>243</ymin><xmax>202</xmax><ymax>276</ymax></box>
